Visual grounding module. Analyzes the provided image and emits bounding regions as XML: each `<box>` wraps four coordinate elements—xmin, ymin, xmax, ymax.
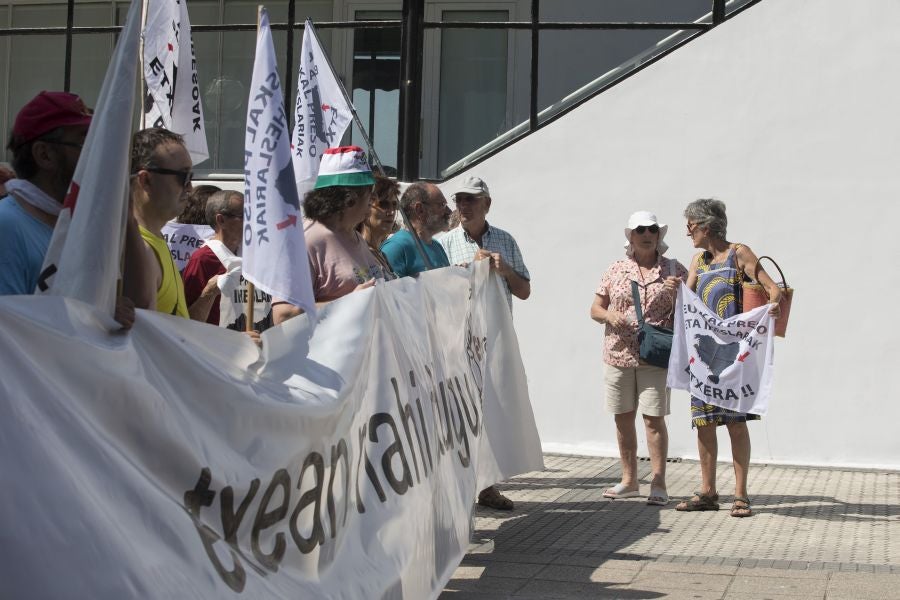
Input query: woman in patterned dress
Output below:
<box><xmin>591</xmin><ymin>211</ymin><xmax>687</xmax><ymax>506</ymax></box>
<box><xmin>675</xmin><ymin>199</ymin><xmax>782</xmax><ymax>517</ymax></box>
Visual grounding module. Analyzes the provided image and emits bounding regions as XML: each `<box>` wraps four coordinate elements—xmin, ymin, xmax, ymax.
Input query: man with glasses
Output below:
<box><xmin>381</xmin><ymin>182</ymin><xmax>452</xmax><ymax>278</ymax></box>
<box><xmin>0</xmin><ymin>92</ymin><xmax>91</xmax><ymax>296</ymax></box>
<box><xmin>130</xmin><ymin>127</ymin><xmax>194</xmax><ymax>318</ymax></box>
<box><xmin>441</xmin><ymin>175</ymin><xmax>531</xmax><ymax>512</ymax></box>
<box><xmin>442</xmin><ymin>175</ymin><xmax>531</xmax><ymax>311</ymax></box>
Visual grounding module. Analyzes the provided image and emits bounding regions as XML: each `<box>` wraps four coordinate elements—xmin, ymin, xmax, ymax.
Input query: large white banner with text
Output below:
<box><xmin>0</xmin><ymin>263</ymin><xmax>542</xmax><ymax>599</ymax></box>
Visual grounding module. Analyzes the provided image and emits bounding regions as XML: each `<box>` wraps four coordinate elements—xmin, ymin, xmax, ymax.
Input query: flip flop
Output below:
<box><xmin>646</xmin><ymin>487</ymin><xmax>669</xmax><ymax>506</ymax></box>
<box><xmin>602</xmin><ymin>483</ymin><xmax>640</xmax><ymax>499</ymax></box>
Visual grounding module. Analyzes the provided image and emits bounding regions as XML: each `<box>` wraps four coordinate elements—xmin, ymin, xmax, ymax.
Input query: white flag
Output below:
<box><xmin>36</xmin><ymin>0</ymin><xmax>142</xmax><ymax>325</ymax></box>
<box><xmin>142</xmin><ymin>0</ymin><xmax>209</xmax><ymax>164</ymax></box>
<box><xmin>667</xmin><ymin>283</ymin><xmax>776</xmax><ymax>416</ymax></box>
<box><xmin>291</xmin><ymin>19</ymin><xmax>354</xmax><ymax>198</ymax></box>
<box><xmin>243</xmin><ymin>8</ymin><xmax>316</xmax><ymax>318</ymax></box>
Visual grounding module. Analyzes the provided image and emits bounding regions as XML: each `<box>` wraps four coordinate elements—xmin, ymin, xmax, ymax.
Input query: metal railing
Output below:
<box><xmin>0</xmin><ymin>0</ymin><xmax>763</xmax><ymax>181</ymax></box>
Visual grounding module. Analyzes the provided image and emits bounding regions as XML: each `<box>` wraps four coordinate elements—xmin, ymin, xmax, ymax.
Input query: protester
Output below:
<box><xmin>182</xmin><ymin>190</ymin><xmax>241</xmax><ymax>324</ymax></box>
<box><xmin>177</xmin><ymin>184</ymin><xmax>220</xmax><ymax>225</ymax></box>
<box><xmin>130</xmin><ymin>127</ymin><xmax>194</xmax><ymax>318</ymax></box>
<box><xmin>272</xmin><ymin>146</ymin><xmax>389</xmax><ymax>324</ymax></box>
<box><xmin>590</xmin><ymin>211</ymin><xmax>686</xmax><ymax>506</ymax></box>
<box><xmin>0</xmin><ymin>164</ymin><xmax>14</xmax><ymax>197</ymax></box>
<box><xmin>358</xmin><ymin>173</ymin><xmax>400</xmax><ymax>278</ymax></box>
<box><xmin>441</xmin><ymin>175</ymin><xmax>530</xmax><ymax>511</ymax></box>
<box><xmin>441</xmin><ymin>175</ymin><xmax>530</xmax><ymax>312</ymax></box>
<box><xmin>382</xmin><ymin>182</ymin><xmax>451</xmax><ymax>277</ymax></box>
<box><xmin>676</xmin><ymin>198</ymin><xmax>782</xmax><ymax>517</ymax></box>
<box><xmin>0</xmin><ymin>91</ymin><xmax>139</xmax><ymax>328</ymax></box>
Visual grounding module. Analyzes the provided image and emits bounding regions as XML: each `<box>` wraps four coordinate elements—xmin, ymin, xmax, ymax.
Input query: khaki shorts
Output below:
<box><xmin>604</xmin><ymin>363</ymin><xmax>671</xmax><ymax>417</ymax></box>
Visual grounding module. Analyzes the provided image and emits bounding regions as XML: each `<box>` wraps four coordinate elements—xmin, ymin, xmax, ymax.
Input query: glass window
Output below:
<box><xmin>351</xmin><ymin>10</ymin><xmax>400</xmax><ymax>175</ymax></box>
<box><xmin>540</xmin><ymin>0</ymin><xmax>712</xmax><ymax>22</ymax></box>
<box><xmin>432</xmin><ymin>10</ymin><xmax>520</xmax><ymax>177</ymax></box>
<box><xmin>538</xmin><ymin>28</ymin><xmax>685</xmax><ymax>122</ymax></box>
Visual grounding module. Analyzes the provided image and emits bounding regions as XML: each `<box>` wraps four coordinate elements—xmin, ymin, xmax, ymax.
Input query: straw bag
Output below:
<box><xmin>741</xmin><ymin>255</ymin><xmax>793</xmax><ymax>337</ymax></box>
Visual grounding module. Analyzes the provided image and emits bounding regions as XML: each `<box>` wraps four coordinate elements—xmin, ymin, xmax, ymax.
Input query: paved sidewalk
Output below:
<box><xmin>442</xmin><ymin>454</ymin><xmax>900</xmax><ymax>599</ymax></box>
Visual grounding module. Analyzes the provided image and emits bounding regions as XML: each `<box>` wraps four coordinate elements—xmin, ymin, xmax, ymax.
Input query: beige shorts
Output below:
<box><xmin>604</xmin><ymin>363</ymin><xmax>671</xmax><ymax>417</ymax></box>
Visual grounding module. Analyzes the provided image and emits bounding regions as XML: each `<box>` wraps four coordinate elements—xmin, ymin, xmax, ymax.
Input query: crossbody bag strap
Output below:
<box><xmin>630</xmin><ymin>280</ymin><xmax>645</xmax><ymax>325</ymax></box>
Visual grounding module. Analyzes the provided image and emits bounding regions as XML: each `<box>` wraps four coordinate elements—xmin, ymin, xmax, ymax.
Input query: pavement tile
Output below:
<box><xmin>734</xmin><ymin>567</ymin><xmax>828</xmax><ymax>580</ymax></box>
<box><xmin>643</xmin><ymin>561</ymin><xmax>738</xmax><ymax>575</ymax></box>
<box><xmin>474</xmin><ymin>562</ymin><xmax>535</xmax><ymax>579</ymax></box>
<box><xmin>630</xmin><ymin>570</ymin><xmax>732</xmax><ymax>593</ymax></box>
<box><xmin>724</xmin><ymin>594</ymin><xmax>822</xmax><ymax>600</ymax></box>
<box><xmin>727</xmin><ymin>574</ymin><xmax>827</xmax><ymax>596</ymax></box>
<box><xmin>444</xmin><ymin>576</ymin><xmax>525</xmax><ymax>595</ymax></box>
<box><xmin>826</xmin><ymin>572</ymin><xmax>900</xmax><ymax>598</ymax></box>
<box><xmin>509</xmin><ymin>579</ymin><xmax>591</xmax><ymax>599</ymax></box>
<box><xmin>450</xmin><ymin>566</ymin><xmax>486</xmax><ymax>580</ymax></box>
<box><xmin>623</xmin><ymin>584</ymin><xmax>724</xmax><ymax>599</ymax></box>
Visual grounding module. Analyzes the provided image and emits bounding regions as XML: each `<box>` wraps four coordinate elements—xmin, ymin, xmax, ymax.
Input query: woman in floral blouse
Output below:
<box><xmin>590</xmin><ymin>211</ymin><xmax>687</xmax><ymax>506</ymax></box>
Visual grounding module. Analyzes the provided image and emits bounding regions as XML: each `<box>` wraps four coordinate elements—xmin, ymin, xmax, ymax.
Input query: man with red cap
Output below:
<box><xmin>0</xmin><ymin>91</ymin><xmax>140</xmax><ymax>327</ymax></box>
<box><xmin>0</xmin><ymin>91</ymin><xmax>91</xmax><ymax>295</ymax></box>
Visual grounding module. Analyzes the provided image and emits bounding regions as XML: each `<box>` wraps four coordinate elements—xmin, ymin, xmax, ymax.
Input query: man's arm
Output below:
<box><xmin>121</xmin><ymin>215</ymin><xmax>157</xmax><ymax>310</ymax></box>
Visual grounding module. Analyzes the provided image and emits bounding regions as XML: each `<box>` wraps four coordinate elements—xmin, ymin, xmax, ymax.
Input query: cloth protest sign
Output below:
<box><xmin>291</xmin><ymin>19</ymin><xmax>354</xmax><ymax>198</ymax></box>
<box><xmin>142</xmin><ymin>0</ymin><xmax>209</xmax><ymax>164</ymax></box>
<box><xmin>161</xmin><ymin>221</ymin><xmax>214</xmax><ymax>270</ymax></box>
<box><xmin>36</xmin><ymin>0</ymin><xmax>141</xmax><ymax>327</ymax></box>
<box><xmin>667</xmin><ymin>282</ymin><xmax>775</xmax><ymax>415</ymax></box>
<box><xmin>0</xmin><ymin>261</ymin><xmax>542</xmax><ymax>599</ymax></box>
<box><xmin>243</xmin><ymin>9</ymin><xmax>316</xmax><ymax>318</ymax></box>
<box><xmin>204</xmin><ymin>239</ymin><xmax>273</xmax><ymax>331</ymax></box>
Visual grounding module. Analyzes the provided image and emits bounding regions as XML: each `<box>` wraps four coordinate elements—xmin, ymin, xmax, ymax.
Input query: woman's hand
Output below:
<box><xmin>663</xmin><ymin>276</ymin><xmax>681</xmax><ymax>293</ymax></box>
<box><xmin>355</xmin><ymin>279</ymin><xmax>376</xmax><ymax>292</ymax></box>
<box><xmin>768</xmin><ymin>300</ymin><xmax>781</xmax><ymax>317</ymax></box>
<box><xmin>604</xmin><ymin>309</ymin><xmax>630</xmax><ymax>329</ymax></box>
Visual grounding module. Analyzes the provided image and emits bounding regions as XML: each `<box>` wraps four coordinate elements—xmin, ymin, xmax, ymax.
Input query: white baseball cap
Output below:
<box><xmin>452</xmin><ymin>175</ymin><xmax>490</xmax><ymax>200</ymax></box>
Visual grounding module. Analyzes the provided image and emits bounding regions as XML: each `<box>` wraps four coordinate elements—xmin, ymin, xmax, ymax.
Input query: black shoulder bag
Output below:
<box><xmin>630</xmin><ymin>279</ymin><xmax>674</xmax><ymax>369</ymax></box>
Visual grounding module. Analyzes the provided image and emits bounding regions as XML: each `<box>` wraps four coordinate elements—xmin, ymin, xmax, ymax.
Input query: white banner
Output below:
<box><xmin>668</xmin><ymin>283</ymin><xmax>775</xmax><ymax>416</ymax></box>
<box><xmin>142</xmin><ymin>0</ymin><xmax>209</xmax><ymax>164</ymax></box>
<box><xmin>292</xmin><ymin>19</ymin><xmax>353</xmax><ymax>197</ymax></box>
<box><xmin>0</xmin><ymin>262</ymin><xmax>542</xmax><ymax>599</ymax></box>
<box><xmin>36</xmin><ymin>0</ymin><xmax>141</xmax><ymax>327</ymax></box>
<box><xmin>161</xmin><ymin>221</ymin><xmax>214</xmax><ymax>270</ymax></box>
<box><xmin>243</xmin><ymin>9</ymin><xmax>316</xmax><ymax>317</ymax></box>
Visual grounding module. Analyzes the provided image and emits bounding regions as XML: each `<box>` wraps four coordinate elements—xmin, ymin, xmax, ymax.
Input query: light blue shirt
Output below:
<box><xmin>0</xmin><ymin>196</ymin><xmax>54</xmax><ymax>295</ymax></box>
<box><xmin>381</xmin><ymin>229</ymin><xmax>450</xmax><ymax>278</ymax></box>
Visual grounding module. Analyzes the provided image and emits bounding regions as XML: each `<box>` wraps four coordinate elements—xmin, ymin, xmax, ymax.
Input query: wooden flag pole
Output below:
<box><xmin>245</xmin><ymin>5</ymin><xmax>263</xmax><ymax>334</ymax></box>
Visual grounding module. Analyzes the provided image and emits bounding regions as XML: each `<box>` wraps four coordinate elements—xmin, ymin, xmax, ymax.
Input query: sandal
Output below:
<box><xmin>675</xmin><ymin>492</ymin><xmax>720</xmax><ymax>511</ymax></box>
<box><xmin>731</xmin><ymin>497</ymin><xmax>753</xmax><ymax>518</ymax></box>
<box><xmin>478</xmin><ymin>486</ymin><xmax>514</xmax><ymax>511</ymax></box>
<box><xmin>602</xmin><ymin>483</ymin><xmax>640</xmax><ymax>499</ymax></box>
<box><xmin>646</xmin><ymin>486</ymin><xmax>669</xmax><ymax>506</ymax></box>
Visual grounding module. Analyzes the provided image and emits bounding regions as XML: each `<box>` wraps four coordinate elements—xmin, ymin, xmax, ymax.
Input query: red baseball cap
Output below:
<box><xmin>11</xmin><ymin>91</ymin><xmax>93</xmax><ymax>148</ymax></box>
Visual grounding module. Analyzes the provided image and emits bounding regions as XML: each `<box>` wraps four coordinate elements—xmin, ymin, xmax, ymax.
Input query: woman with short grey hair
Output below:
<box><xmin>676</xmin><ymin>198</ymin><xmax>782</xmax><ymax>518</ymax></box>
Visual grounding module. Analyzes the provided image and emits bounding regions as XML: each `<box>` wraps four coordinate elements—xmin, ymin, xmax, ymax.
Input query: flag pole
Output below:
<box><xmin>245</xmin><ymin>5</ymin><xmax>265</xmax><ymax>333</ymax></box>
<box><xmin>305</xmin><ymin>19</ymin><xmax>433</xmax><ymax>270</ymax></box>
<box><xmin>138</xmin><ymin>0</ymin><xmax>149</xmax><ymax>129</ymax></box>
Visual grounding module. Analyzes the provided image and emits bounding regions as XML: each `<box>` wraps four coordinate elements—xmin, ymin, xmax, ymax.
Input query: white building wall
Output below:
<box><xmin>441</xmin><ymin>0</ymin><xmax>900</xmax><ymax>470</ymax></box>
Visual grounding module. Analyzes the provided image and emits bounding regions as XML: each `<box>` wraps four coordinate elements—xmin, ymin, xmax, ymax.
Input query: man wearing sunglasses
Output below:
<box><xmin>130</xmin><ymin>127</ymin><xmax>195</xmax><ymax>318</ymax></box>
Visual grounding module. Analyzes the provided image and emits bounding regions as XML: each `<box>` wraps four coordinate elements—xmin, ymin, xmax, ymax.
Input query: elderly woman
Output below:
<box><xmin>357</xmin><ymin>173</ymin><xmax>400</xmax><ymax>278</ymax></box>
<box><xmin>676</xmin><ymin>198</ymin><xmax>782</xmax><ymax>517</ymax></box>
<box><xmin>272</xmin><ymin>146</ymin><xmax>391</xmax><ymax>325</ymax></box>
<box><xmin>591</xmin><ymin>211</ymin><xmax>687</xmax><ymax>506</ymax></box>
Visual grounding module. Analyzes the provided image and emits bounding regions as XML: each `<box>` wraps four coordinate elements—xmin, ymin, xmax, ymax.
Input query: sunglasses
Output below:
<box><xmin>375</xmin><ymin>199</ymin><xmax>399</xmax><ymax>212</ymax></box>
<box><xmin>633</xmin><ymin>224</ymin><xmax>659</xmax><ymax>234</ymax></box>
<box><xmin>143</xmin><ymin>167</ymin><xmax>194</xmax><ymax>188</ymax></box>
